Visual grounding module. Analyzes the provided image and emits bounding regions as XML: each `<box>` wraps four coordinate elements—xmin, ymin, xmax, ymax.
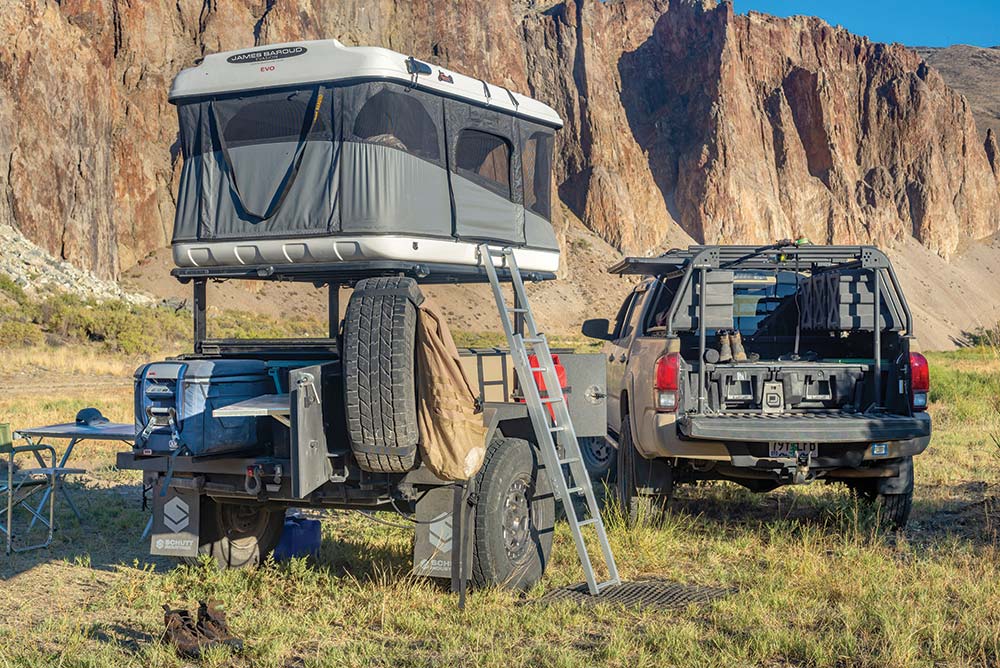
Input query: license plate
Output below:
<box><xmin>768</xmin><ymin>442</ymin><xmax>818</xmax><ymax>458</ymax></box>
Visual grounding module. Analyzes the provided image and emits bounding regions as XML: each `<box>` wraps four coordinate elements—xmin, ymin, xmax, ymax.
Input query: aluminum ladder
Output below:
<box><xmin>478</xmin><ymin>244</ymin><xmax>620</xmax><ymax>595</ymax></box>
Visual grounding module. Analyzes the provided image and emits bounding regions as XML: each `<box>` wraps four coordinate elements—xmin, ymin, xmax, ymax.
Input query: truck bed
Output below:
<box><xmin>678</xmin><ymin>411</ymin><xmax>930</xmax><ymax>443</ymax></box>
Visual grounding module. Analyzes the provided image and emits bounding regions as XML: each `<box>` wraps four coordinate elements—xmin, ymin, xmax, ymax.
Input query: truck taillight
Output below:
<box><xmin>909</xmin><ymin>352</ymin><xmax>929</xmax><ymax>411</ymax></box>
<box><xmin>655</xmin><ymin>352</ymin><xmax>681</xmax><ymax>412</ymax></box>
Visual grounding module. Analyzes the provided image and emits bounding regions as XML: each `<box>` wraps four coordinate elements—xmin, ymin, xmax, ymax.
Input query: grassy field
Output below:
<box><xmin>0</xmin><ymin>343</ymin><xmax>998</xmax><ymax>667</ymax></box>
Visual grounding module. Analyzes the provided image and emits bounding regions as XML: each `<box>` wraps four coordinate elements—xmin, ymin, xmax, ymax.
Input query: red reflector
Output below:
<box><xmin>909</xmin><ymin>352</ymin><xmax>930</xmax><ymax>392</ymax></box>
<box><xmin>655</xmin><ymin>353</ymin><xmax>680</xmax><ymax>392</ymax></box>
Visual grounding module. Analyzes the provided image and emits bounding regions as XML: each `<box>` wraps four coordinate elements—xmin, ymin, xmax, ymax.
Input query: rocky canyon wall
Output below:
<box><xmin>0</xmin><ymin>0</ymin><xmax>997</xmax><ymax>279</ymax></box>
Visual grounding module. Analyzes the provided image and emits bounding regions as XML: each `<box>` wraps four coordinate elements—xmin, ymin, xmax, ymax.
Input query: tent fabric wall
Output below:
<box><xmin>340</xmin><ymin>142</ymin><xmax>451</xmax><ymax>237</ymax></box>
<box><xmin>173</xmin><ymin>79</ymin><xmax>558</xmax><ymax>253</ymax></box>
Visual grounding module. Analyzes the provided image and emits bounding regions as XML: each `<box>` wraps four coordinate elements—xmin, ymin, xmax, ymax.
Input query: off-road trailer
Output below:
<box><xmin>117</xmin><ymin>259</ymin><xmax>610</xmax><ymax>593</ymax></box>
<box><xmin>117</xmin><ymin>38</ymin><xmax>620</xmax><ymax>595</ymax></box>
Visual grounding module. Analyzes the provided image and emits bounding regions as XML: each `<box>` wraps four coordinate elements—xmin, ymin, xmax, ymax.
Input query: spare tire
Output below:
<box><xmin>343</xmin><ymin>276</ymin><xmax>423</xmax><ymax>473</ymax></box>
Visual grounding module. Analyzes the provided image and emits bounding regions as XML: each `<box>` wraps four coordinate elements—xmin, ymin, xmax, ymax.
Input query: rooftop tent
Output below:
<box><xmin>169</xmin><ymin>40</ymin><xmax>563</xmax><ymax>274</ymax></box>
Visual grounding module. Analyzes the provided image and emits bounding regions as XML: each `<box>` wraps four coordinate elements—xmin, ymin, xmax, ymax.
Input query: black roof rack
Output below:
<box><xmin>609</xmin><ymin>244</ymin><xmax>891</xmax><ymax>277</ymax></box>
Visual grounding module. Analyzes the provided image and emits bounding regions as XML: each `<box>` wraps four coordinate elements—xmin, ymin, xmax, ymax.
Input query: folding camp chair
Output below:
<box><xmin>1</xmin><ymin>422</ymin><xmax>67</xmax><ymax>554</ymax></box>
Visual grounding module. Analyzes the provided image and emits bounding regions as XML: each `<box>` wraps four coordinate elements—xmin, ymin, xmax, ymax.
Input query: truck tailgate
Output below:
<box><xmin>678</xmin><ymin>411</ymin><xmax>930</xmax><ymax>443</ymax></box>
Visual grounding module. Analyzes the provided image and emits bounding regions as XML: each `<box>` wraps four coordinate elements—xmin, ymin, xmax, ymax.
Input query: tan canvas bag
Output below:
<box><xmin>415</xmin><ymin>298</ymin><xmax>488</xmax><ymax>480</ymax></box>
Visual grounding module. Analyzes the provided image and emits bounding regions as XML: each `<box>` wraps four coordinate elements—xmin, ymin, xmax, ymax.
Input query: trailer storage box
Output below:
<box><xmin>134</xmin><ymin>360</ymin><xmax>273</xmax><ymax>456</ymax></box>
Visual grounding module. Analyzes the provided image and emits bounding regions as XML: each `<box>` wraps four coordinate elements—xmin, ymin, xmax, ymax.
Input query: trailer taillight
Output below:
<box><xmin>909</xmin><ymin>352</ymin><xmax>929</xmax><ymax>411</ymax></box>
<box><xmin>655</xmin><ymin>352</ymin><xmax>681</xmax><ymax>412</ymax></box>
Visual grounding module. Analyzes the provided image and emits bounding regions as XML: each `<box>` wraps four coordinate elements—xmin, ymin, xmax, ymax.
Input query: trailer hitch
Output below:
<box><xmin>793</xmin><ymin>450</ymin><xmax>812</xmax><ymax>485</ymax></box>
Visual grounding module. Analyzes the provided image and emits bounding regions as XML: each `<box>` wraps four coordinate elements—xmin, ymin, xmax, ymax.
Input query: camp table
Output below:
<box><xmin>12</xmin><ymin>420</ymin><xmax>135</xmax><ymax>532</ymax></box>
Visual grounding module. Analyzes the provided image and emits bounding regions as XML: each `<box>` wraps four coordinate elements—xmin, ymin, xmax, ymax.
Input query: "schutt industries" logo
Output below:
<box><xmin>226</xmin><ymin>46</ymin><xmax>307</xmax><ymax>64</ymax></box>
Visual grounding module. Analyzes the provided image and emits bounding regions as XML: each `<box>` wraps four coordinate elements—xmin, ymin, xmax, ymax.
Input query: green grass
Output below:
<box><xmin>0</xmin><ymin>346</ymin><xmax>997</xmax><ymax>667</ymax></box>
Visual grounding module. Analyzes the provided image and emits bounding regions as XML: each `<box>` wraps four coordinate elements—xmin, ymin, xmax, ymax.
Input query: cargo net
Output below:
<box><xmin>533</xmin><ymin>579</ymin><xmax>733</xmax><ymax>611</ymax></box>
<box><xmin>798</xmin><ymin>269</ymin><xmax>877</xmax><ymax>332</ymax></box>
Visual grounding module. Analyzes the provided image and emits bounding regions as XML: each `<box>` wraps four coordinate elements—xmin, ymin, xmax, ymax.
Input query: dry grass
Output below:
<box><xmin>0</xmin><ymin>346</ymin><xmax>997</xmax><ymax>667</ymax></box>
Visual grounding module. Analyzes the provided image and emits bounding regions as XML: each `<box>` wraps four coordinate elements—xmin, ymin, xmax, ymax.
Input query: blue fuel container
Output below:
<box><xmin>274</xmin><ymin>516</ymin><xmax>322</xmax><ymax>561</ymax></box>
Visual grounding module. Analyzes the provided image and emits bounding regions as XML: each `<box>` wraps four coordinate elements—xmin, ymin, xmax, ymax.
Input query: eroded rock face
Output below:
<box><xmin>0</xmin><ymin>0</ymin><xmax>996</xmax><ymax>279</ymax></box>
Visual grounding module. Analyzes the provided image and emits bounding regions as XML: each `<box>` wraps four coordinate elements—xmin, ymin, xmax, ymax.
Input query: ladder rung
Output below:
<box><xmin>529</xmin><ymin>366</ymin><xmax>549</xmax><ymax>372</ymax></box>
<box><xmin>566</xmin><ymin>486</ymin><xmax>584</xmax><ymax>495</ymax></box>
<box><xmin>559</xmin><ymin>457</ymin><xmax>579</xmax><ymax>465</ymax></box>
<box><xmin>507</xmin><ymin>307</ymin><xmax>528</xmax><ymax>313</ymax></box>
<box><xmin>523</xmin><ymin>337</ymin><xmax>545</xmax><ymax>344</ymax></box>
<box><xmin>538</xmin><ymin>397</ymin><xmax>563</xmax><ymax>405</ymax></box>
<box><xmin>549</xmin><ymin>425</ymin><xmax>566</xmax><ymax>433</ymax></box>
<box><xmin>576</xmin><ymin>518</ymin><xmax>599</xmax><ymax>527</ymax></box>
<box><xmin>596</xmin><ymin>580</ymin><xmax>619</xmax><ymax>593</ymax></box>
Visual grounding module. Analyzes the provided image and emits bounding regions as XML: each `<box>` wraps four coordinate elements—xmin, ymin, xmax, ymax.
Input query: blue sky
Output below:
<box><xmin>734</xmin><ymin>0</ymin><xmax>1000</xmax><ymax>47</ymax></box>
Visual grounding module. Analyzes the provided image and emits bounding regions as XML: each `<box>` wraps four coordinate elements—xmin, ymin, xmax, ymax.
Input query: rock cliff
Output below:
<box><xmin>0</xmin><ymin>0</ymin><xmax>997</xmax><ymax>279</ymax></box>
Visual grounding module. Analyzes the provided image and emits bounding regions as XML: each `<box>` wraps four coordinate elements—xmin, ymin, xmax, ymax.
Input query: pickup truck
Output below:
<box><xmin>583</xmin><ymin>244</ymin><xmax>931</xmax><ymax>528</ymax></box>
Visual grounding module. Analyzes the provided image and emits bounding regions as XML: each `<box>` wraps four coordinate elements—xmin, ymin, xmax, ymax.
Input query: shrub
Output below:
<box><xmin>0</xmin><ymin>320</ymin><xmax>43</xmax><ymax>348</ymax></box>
<box><xmin>36</xmin><ymin>294</ymin><xmax>188</xmax><ymax>354</ymax></box>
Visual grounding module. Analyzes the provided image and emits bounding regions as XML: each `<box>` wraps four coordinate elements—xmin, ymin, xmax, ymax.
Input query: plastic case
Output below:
<box><xmin>134</xmin><ymin>359</ymin><xmax>273</xmax><ymax>456</ymax></box>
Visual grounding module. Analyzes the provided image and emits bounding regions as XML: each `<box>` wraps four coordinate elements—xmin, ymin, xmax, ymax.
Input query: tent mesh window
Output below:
<box><xmin>215</xmin><ymin>87</ymin><xmax>330</xmax><ymax>150</ymax></box>
<box><xmin>456</xmin><ymin>129</ymin><xmax>512</xmax><ymax>197</ymax></box>
<box><xmin>352</xmin><ymin>89</ymin><xmax>440</xmax><ymax>161</ymax></box>
<box><xmin>522</xmin><ymin>131</ymin><xmax>553</xmax><ymax>219</ymax></box>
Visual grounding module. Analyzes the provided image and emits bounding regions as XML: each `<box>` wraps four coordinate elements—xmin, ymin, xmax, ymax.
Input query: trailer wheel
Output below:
<box><xmin>471</xmin><ymin>436</ymin><xmax>554</xmax><ymax>591</ymax></box>
<box><xmin>185</xmin><ymin>498</ymin><xmax>284</xmax><ymax>569</ymax></box>
<box><xmin>343</xmin><ymin>276</ymin><xmax>422</xmax><ymax>473</ymax></box>
<box><xmin>580</xmin><ymin>436</ymin><xmax>616</xmax><ymax>481</ymax></box>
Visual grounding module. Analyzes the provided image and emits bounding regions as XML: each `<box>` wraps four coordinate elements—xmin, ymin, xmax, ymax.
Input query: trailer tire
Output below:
<box><xmin>343</xmin><ymin>276</ymin><xmax>422</xmax><ymax>473</ymax></box>
<box><xmin>185</xmin><ymin>498</ymin><xmax>284</xmax><ymax>569</ymax></box>
<box><xmin>471</xmin><ymin>436</ymin><xmax>554</xmax><ymax>591</ymax></box>
<box><xmin>580</xmin><ymin>436</ymin><xmax>616</xmax><ymax>482</ymax></box>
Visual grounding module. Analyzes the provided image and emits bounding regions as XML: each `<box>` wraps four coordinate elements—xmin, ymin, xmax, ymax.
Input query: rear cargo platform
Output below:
<box><xmin>679</xmin><ymin>411</ymin><xmax>931</xmax><ymax>443</ymax></box>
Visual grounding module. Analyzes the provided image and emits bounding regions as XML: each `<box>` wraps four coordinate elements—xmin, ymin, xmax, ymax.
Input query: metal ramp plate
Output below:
<box><xmin>534</xmin><ymin>579</ymin><xmax>733</xmax><ymax>611</ymax></box>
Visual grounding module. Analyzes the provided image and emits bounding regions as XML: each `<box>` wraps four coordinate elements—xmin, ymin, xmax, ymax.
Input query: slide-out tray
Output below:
<box><xmin>213</xmin><ymin>394</ymin><xmax>291</xmax><ymax>426</ymax></box>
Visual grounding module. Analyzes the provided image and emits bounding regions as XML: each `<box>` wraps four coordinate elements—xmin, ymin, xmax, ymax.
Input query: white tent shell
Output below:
<box><xmin>169</xmin><ymin>40</ymin><xmax>563</xmax><ymax>129</ymax></box>
<box><xmin>169</xmin><ymin>40</ymin><xmax>565</xmax><ymax>274</ymax></box>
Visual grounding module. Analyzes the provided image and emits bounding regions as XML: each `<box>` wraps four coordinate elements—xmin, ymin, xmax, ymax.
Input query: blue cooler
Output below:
<box><xmin>134</xmin><ymin>359</ymin><xmax>273</xmax><ymax>456</ymax></box>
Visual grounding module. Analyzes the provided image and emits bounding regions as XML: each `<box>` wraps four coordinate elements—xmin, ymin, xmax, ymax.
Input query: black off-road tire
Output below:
<box><xmin>615</xmin><ymin>417</ymin><xmax>640</xmax><ymax>525</ymax></box>
<box><xmin>471</xmin><ymin>436</ymin><xmax>555</xmax><ymax>591</ymax></box>
<box><xmin>845</xmin><ymin>457</ymin><xmax>914</xmax><ymax>530</ymax></box>
<box><xmin>615</xmin><ymin>416</ymin><xmax>671</xmax><ymax>526</ymax></box>
<box><xmin>343</xmin><ymin>276</ymin><xmax>422</xmax><ymax>473</ymax></box>
<box><xmin>184</xmin><ymin>498</ymin><xmax>284</xmax><ymax>569</ymax></box>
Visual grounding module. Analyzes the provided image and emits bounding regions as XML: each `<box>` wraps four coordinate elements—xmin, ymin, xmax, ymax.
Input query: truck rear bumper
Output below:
<box><xmin>678</xmin><ymin>411</ymin><xmax>930</xmax><ymax>444</ymax></box>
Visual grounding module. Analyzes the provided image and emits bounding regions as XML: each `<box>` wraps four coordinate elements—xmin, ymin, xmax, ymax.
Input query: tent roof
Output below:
<box><xmin>169</xmin><ymin>39</ymin><xmax>563</xmax><ymax>129</ymax></box>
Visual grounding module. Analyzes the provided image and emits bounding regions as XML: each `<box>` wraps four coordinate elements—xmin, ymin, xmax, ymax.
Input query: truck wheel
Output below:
<box><xmin>580</xmin><ymin>436</ymin><xmax>616</xmax><ymax>481</ymax></box>
<box><xmin>471</xmin><ymin>436</ymin><xmax>554</xmax><ymax>591</ymax></box>
<box><xmin>185</xmin><ymin>498</ymin><xmax>284</xmax><ymax>569</ymax></box>
<box><xmin>615</xmin><ymin>417</ymin><xmax>640</xmax><ymax>524</ymax></box>
<box><xmin>845</xmin><ymin>457</ymin><xmax>914</xmax><ymax>529</ymax></box>
<box><xmin>343</xmin><ymin>276</ymin><xmax>422</xmax><ymax>473</ymax></box>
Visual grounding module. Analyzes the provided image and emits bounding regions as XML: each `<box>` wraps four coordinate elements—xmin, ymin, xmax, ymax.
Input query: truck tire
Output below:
<box><xmin>845</xmin><ymin>457</ymin><xmax>914</xmax><ymax>529</ymax></box>
<box><xmin>343</xmin><ymin>276</ymin><xmax>422</xmax><ymax>473</ymax></box>
<box><xmin>471</xmin><ymin>436</ymin><xmax>555</xmax><ymax>591</ymax></box>
<box><xmin>185</xmin><ymin>498</ymin><xmax>284</xmax><ymax>569</ymax></box>
<box><xmin>615</xmin><ymin>417</ymin><xmax>640</xmax><ymax>525</ymax></box>
<box><xmin>615</xmin><ymin>416</ymin><xmax>671</xmax><ymax>526</ymax></box>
